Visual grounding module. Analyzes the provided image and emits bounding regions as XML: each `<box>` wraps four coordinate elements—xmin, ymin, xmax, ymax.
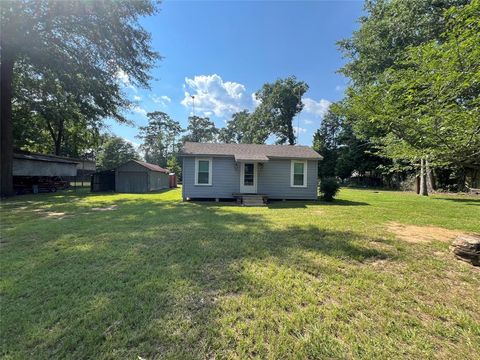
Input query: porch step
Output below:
<box><xmin>240</xmin><ymin>195</ymin><xmax>267</xmax><ymax>206</ymax></box>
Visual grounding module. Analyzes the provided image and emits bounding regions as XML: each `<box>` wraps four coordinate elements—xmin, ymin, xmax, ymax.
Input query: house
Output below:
<box><xmin>181</xmin><ymin>142</ymin><xmax>322</xmax><ymax>202</ymax></box>
<box><xmin>115</xmin><ymin>160</ymin><xmax>170</xmax><ymax>193</ymax></box>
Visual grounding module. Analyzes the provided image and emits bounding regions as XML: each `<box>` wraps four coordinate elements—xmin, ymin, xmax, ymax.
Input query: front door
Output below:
<box><xmin>240</xmin><ymin>162</ymin><xmax>257</xmax><ymax>193</ymax></box>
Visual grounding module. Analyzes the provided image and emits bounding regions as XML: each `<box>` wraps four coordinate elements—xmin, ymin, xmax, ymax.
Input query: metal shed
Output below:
<box><xmin>115</xmin><ymin>160</ymin><xmax>170</xmax><ymax>193</ymax></box>
<box><xmin>13</xmin><ymin>152</ymin><xmax>79</xmax><ymax>177</ymax></box>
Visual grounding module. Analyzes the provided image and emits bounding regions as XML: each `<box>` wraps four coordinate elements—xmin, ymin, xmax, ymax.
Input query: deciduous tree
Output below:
<box><xmin>1</xmin><ymin>0</ymin><xmax>159</xmax><ymax>195</ymax></box>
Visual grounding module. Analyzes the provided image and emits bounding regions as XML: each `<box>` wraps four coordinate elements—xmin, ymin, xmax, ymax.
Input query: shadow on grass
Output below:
<box><xmin>1</xmin><ymin>193</ymin><xmax>391</xmax><ymax>359</ymax></box>
<box><xmin>267</xmin><ymin>198</ymin><xmax>369</xmax><ymax>209</ymax></box>
<box><xmin>433</xmin><ymin>197</ymin><xmax>480</xmax><ymax>206</ymax></box>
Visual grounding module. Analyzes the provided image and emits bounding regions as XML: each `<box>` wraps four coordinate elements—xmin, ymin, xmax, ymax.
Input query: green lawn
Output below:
<box><xmin>1</xmin><ymin>188</ymin><xmax>479</xmax><ymax>359</ymax></box>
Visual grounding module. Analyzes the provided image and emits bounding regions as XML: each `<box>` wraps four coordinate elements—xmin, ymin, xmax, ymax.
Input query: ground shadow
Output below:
<box><xmin>267</xmin><ymin>198</ymin><xmax>369</xmax><ymax>209</ymax></box>
<box><xmin>433</xmin><ymin>197</ymin><xmax>480</xmax><ymax>206</ymax></box>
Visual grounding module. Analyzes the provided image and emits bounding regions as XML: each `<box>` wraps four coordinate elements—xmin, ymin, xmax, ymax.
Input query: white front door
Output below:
<box><xmin>240</xmin><ymin>162</ymin><xmax>257</xmax><ymax>193</ymax></box>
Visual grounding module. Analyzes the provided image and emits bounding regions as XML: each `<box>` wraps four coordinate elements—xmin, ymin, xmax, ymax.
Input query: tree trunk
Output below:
<box><xmin>420</xmin><ymin>158</ymin><xmax>428</xmax><ymax>196</ymax></box>
<box><xmin>288</xmin><ymin>121</ymin><xmax>295</xmax><ymax>145</ymax></box>
<box><xmin>426</xmin><ymin>159</ymin><xmax>435</xmax><ymax>192</ymax></box>
<box><xmin>0</xmin><ymin>53</ymin><xmax>15</xmax><ymax>197</ymax></box>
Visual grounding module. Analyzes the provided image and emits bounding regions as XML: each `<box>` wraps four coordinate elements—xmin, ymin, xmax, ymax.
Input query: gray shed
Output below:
<box><xmin>115</xmin><ymin>160</ymin><xmax>170</xmax><ymax>193</ymax></box>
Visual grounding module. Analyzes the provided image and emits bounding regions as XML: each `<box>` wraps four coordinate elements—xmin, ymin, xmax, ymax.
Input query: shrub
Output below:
<box><xmin>320</xmin><ymin>177</ymin><xmax>340</xmax><ymax>201</ymax></box>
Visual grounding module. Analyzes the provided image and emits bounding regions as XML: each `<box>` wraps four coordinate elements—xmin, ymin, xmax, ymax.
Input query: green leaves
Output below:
<box><xmin>340</xmin><ymin>0</ymin><xmax>480</xmax><ymax>170</ymax></box>
<box><xmin>254</xmin><ymin>76</ymin><xmax>309</xmax><ymax>145</ymax></box>
<box><xmin>97</xmin><ymin>136</ymin><xmax>139</xmax><ymax>171</ymax></box>
<box><xmin>137</xmin><ymin>112</ymin><xmax>182</xmax><ymax>167</ymax></box>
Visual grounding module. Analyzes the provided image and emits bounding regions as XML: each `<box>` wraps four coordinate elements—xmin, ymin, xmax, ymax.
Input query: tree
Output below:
<box><xmin>218</xmin><ymin>110</ymin><xmax>269</xmax><ymax>144</ymax></box>
<box><xmin>218</xmin><ymin>111</ymin><xmax>248</xmax><ymax>143</ymax></box>
<box><xmin>312</xmin><ymin>109</ymin><xmax>342</xmax><ymax>178</ymax></box>
<box><xmin>166</xmin><ymin>156</ymin><xmax>181</xmax><ymax>178</ymax></box>
<box><xmin>344</xmin><ymin>0</ymin><xmax>480</xmax><ymax>193</ymax></box>
<box><xmin>13</xmin><ymin>62</ymin><xmax>104</xmax><ymax>156</ymax></box>
<box><xmin>254</xmin><ymin>76</ymin><xmax>309</xmax><ymax>145</ymax></box>
<box><xmin>97</xmin><ymin>136</ymin><xmax>139</xmax><ymax>171</ymax></box>
<box><xmin>137</xmin><ymin>112</ymin><xmax>182</xmax><ymax>167</ymax></box>
<box><xmin>338</xmin><ymin>0</ymin><xmax>469</xmax><ymax>86</ymax></box>
<box><xmin>1</xmin><ymin>0</ymin><xmax>159</xmax><ymax>195</ymax></box>
<box><xmin>182</xmin><ymin>116</ymin><xmax>218</xmax><ymax>143</ymax></box>
<box><xmin>313</xmin><ymin>104</ymin><xmax>385</xmax><ymax>181</ymax></box>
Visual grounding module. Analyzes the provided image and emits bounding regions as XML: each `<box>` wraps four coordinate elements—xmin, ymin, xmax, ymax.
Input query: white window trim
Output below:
<box><xmin>195</xmin><ymin>157</ymin><xmax>212</xmax><ymax>186</ymax></box>
<box><xmin>290</xmin><ymin>160</ymin><xmax>307</xmax><ymax>188</ymax></box>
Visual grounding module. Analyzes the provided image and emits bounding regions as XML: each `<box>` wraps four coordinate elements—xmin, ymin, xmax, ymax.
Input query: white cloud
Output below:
<box><xmin>132</xmin><ymin>106</ymin><xmax>147</xmax><ymax>116</ymax></box>
<box><xmin>151</xmin><ymin>95</ymin><xmax>171</xmax><ymax>106</ymax></box>
<box><xmin>302</xmin><ymin>98</ymin><xmax>331</xmax><ymax>118</ymax></box>
<box><xmin>116</xmin><ymin>69</ymin><xmax>130</xmax><ymax>84</ymax></box>
<box><xmin>116</xmin><ymin>69</ymin><xmax>137</xmax><ymax>93</ymax></box>
<box><xmin>251</xmin><ymin>92</ymin><xmax>261</xmax><ymax>108</ymax></box>
<box><xmin>294</xmin><ymin>127</ymin><xmax>308</xmax><ymax>136</ymax></box>
<box><xmin>303</xmin><ymin>119</ymin><xmax>313</xmax><ymax>125</ymax></box>
<box><xmin>133</xmin><ymin>95</ymin><xmax>142</xmax><ymax>101</ymax></box>
<box><xmin>181</xmin><ymin>74</ymin><xmax>254</xmax><ymax>117</ymax></box>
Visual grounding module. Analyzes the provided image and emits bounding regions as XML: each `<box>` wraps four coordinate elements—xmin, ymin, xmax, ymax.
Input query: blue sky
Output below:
<box><xmin>110</xmin><ymin>0</ymin><xmax>364</xmax><ymax>148</ymax></box>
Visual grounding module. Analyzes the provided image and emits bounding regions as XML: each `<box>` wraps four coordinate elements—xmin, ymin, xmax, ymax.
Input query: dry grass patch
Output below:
<box><xmin>387</xmin><ymin>221</ymin><xmax>463</xmax><ymax>243</ymax></box>
<box><xmin>91</xmin><ymin>204</ymin><xmax>118</xmax><ymax>211</ymax></box>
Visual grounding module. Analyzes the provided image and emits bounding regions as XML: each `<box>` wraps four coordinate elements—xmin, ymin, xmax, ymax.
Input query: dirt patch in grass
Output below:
<box><xmin>387</xmin><ymin>221</ymin><xmax>462</xmax><ymax>243</ymax></box>
<box><xmin>92</xmin><ymin>205</ymin><xmax>118</xmax><ymax>211</ymax></box>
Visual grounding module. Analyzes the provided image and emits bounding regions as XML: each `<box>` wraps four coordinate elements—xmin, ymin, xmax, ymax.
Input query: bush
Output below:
<box><xmin>320</xmin><ymin>177</ymin><xmax>340</xmax><ymax>201</ymax></box>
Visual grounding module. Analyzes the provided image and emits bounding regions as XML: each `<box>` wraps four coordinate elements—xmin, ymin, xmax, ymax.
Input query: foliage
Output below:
<box><xmin>219</xmin><ymin>110</ymin><xmax>250</xmax><ymax>143</ymax></box>
<box><xmin>218</xmin><ymin>77</ymin><xmax>309</xmax><ymax>145</ymax></box>
<box><xmin>166</xmin><ymin>156</ymin><xmax>181</xmax><ymax>177</ymax></box>
<box><xmin>253</xmin><ymin>76</ymin><xmax>309</xmax><ymax>145</ymax></box>
<box><xmin>313</xmin><ymin>105</ymin><xmax>385</xmax><ymax>180</ymax></box>
<box><xmin>137</xmin><ymin>112</ymin><xmax>182</xmax><ymax>167</ymax></box>
<box><xmin>2</xmin><ymin>188</ymin><xmax>479</xmax><ymax>358</ymax></box>
<box><xmin>219</xmin><ymin>110</ymin><xmax>270</xmax><ymax>144</ymax></box>
<box><xmin>182</xmin><ymin>116</ymin><xmax>219</xmax><ymax>143</ymax></box>
<box><xmin>1</xmin><ymin>0</ymin><xmax>159</xmax><ymax>195</ymax></box>
<box><xmin>344</xmin><ymin>0</ymin><xmax>480</xmax><ymax>169</ymax></box>
<box><xmin>97</xmin><ymin>136</ymin><xmax>139</xmax><ymax>171</ymax></box>
<box><xmin>12</xmin><ymin>62</ymin><xmax>104</xmax><ymax>156</ymax></box>
<box><xmin>338</xmin><ymin>0</ymin><xmax>469</xmax><ymax>86</ymax></box>
<box><xmin>319</xmin><ymin>177</ymin><xmax>340</xmax><ymax>201</ymax></box>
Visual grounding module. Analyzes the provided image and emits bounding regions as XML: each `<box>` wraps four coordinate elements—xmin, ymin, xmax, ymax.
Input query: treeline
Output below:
<box><xmin>317</xmin><ymin>0</ymin><xmax>480</xmax><ymax>194</ymax></box>
<box><xmin>12</xmin><ymin>74</ymin><xmax>312</xmax><ymax>176</ymax></box>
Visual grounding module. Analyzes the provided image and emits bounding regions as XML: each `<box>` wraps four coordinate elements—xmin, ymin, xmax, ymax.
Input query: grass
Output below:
<box><xmin>1</xmin><ymin>188</ymin><xmax>479</xmax><ymax>359</ymax></box>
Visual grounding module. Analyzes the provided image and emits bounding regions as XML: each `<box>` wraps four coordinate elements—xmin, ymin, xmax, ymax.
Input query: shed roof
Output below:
<box><xmin>131</xmin><ymin>160</ymin><xmax>169</xmax><ymax>173</ymax></box>
<box><xmin>182</xmin><ymin>142</ymin><xmax>322</xmax><ymax>160</ymax></box>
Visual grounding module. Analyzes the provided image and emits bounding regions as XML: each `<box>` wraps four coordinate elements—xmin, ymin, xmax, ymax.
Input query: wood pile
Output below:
<box><xmin>451</xmin><ymin>235</ymin><xmax>480</xmax><ymax>266</ymax></box>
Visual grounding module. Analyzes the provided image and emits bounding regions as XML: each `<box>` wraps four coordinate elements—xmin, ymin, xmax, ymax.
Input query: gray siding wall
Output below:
<box><xmin>183</xmin><ymin>156</ymin><xmax>318</xmax><ymax>200</ymax></box>
<box><xmin>149</xmin><ymin>172</ymin><xmax>169</xmax><ymax>191</ymax></box>
<box><xmin>257</xmin><ymin>159</ymin><xmax>318</xmax><ymax>199</ymax></box>
<box><xmin>183</xmin><ymin>156</ymin><xmax>239</xmax><ymax>198</ymax></box>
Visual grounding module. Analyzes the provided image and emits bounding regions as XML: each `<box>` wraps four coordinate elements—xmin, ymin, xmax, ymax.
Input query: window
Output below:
<box><xmin>244</xmin><ymin>163</ymin><xmax>254</xmax><ymax>185</ymax></box>
<box><xmin>195</xmin><ymin>158</ymin><xmax>212</xmax><ymax>185</ymax></box>
<box><xmin>291</xmin><ymin>160</ymin><xmax>307</xmax><ymax>187</ymax></box>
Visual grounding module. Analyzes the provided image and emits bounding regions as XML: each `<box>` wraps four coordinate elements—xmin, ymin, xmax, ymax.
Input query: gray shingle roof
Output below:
<box><xmin>181</xmin><ymin>142</ymin><xmax>322</xmax><ymax>160</ymax></box>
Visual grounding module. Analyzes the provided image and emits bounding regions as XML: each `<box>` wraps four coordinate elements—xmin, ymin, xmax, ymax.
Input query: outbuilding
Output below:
<box><xmin>13</xmin><ymin>152</ymin><xmax>79</xmax><ymax>177</ymax></box>
<box><xmin>115</xmin><ymin>160</ymin><xmax>170</xmax><ymax>193</ymax></box>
